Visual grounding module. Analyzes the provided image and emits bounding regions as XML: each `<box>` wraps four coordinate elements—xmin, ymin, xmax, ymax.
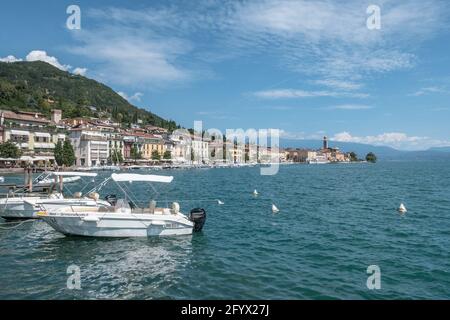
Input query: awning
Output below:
<box><xmin>34</xmin><ymin>132</ymin><xmax>51</xmax><ymax>138</ymax></box>
<box><xmin>51</xmin><ymin>172</ymin><xmax>98</xmax><ymax>177</ymax></box>
<box><xmin>111</xmin><ymin>173</ymin><xmax>173</xmax><ymax>183</ymax></box>
<box><xmin>10</xmin><ymin>130</ymin><xmax>30</xmax><ymax>136</ymax></box>
<box><xmin>31</xmin><ymin>156</ymin><xmax>55</xmax><ymax>161</ymax></box>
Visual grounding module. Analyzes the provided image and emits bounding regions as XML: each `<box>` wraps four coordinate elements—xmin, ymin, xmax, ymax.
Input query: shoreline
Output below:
<box><xmin>0</xmin><ymin>161</ymin><xmax>370</xmax><ymax>174</ymax></box>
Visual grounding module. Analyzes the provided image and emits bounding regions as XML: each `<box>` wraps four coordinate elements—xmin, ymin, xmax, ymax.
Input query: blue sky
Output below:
<box><xmin>1</xmin><ymin>0</ymin><xmax>450</xmax><ymax>150</ymax></box>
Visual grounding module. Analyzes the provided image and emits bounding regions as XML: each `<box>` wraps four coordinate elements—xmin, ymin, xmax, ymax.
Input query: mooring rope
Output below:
<box><xmin>0</xmin><ymin>219</ymin><xmax>34</xmax><ymax>230</ymax></box>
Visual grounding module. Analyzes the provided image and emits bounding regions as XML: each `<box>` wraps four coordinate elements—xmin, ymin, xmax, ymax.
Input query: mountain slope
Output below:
<box><xmin>428</xmin><ymin>146</ymin><xmax>450</xmax><ymax>153</ymax></box>
<box><xmin>0</xmin><ymin>61</ymin><xmax>179</xmax><ymax>130</ymax></box>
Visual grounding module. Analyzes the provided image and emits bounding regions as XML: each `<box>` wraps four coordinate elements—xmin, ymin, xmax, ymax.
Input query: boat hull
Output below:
<box><xmin>41</xmin><ymin>213</ymin><xmax>194</xmax><ymax>238</ymax></box>
<box><xmin>0</xmin><ymin>199</ymin><xmax>41</xmax><ymax>220</ymax></box>
<box><xmin>0</xmin><ymin>197</ymin><xmax>109</xmax><ymax>220</ymax></box>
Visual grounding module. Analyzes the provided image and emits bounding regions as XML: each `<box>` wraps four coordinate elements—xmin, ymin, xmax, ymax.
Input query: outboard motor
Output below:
<box><xmin>104</xmin><ymin>194</ymin><xmax>117</xmax><ymax>206</ymax></box>
<box><xmin>190</xmin><ymin>208</ymin><xmax>207</xmax><ymax>232</ymax></box>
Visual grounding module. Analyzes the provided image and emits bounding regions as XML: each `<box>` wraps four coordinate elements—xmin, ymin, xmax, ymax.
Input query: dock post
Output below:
<box><xmin>28</xmin><ymin>166</ymin><xmax>33</xmax><ymax>193</ymax></box>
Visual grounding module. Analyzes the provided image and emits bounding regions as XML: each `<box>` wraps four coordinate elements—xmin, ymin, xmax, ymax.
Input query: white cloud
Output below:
<box><xmin>329</xmin><ymin>104</ymin><xmax>373</xmax><ymax>110</ymax></box>
<box><xmin>118</xmin><ymin>91</ymin><xmax>144</xmax><ymax>102</ymax></box>
<box><xmin>253</xmin><ymin>89</ymin><xmax>369</xmax><ymax>99</ymax></box>
<box><xmin>280</xmin><ymin>129</ymin><xmax>450</xmax><ymax>150</ymax></box>
<box><xmin>223</xmin><ymin>0</ymin><xmax>444</xmax><ymax>80</ymax></box>
<box><xmin>332</xmin><ymin>131</ymin><xmax>450</xmax><ymax>150</ymax></box>
<box><xmin>313</xmin><ymin>79</ymin><xmax>362</xmax><ymax>91</ymax></box>
<box><xmin>73</xmin><ymin>67</ymin><xmax>87</xmax><ymax>76</ymax></box>
<box><xmin>69</xmin><ymin>23</ymin><xmax>192</xmax><ymax>88</ymax></box>
<box><xmin>62</xmin><ymin>1</ymin><xmax>445</xmax><ymax>89</ymax></box>
<box><xmin>410</xmin><ymin>86</ymin><xmax>448</xmax><ymax>96</ymax></box>
<box><xmin>0</xmin><ymin>55</ymin><xmax>22</xmax><ymax>63</ymax></box>
<box><xmin>25</xmin><ymin>50</ymin><xmax>70</xmax><ymax>71</ymax></box>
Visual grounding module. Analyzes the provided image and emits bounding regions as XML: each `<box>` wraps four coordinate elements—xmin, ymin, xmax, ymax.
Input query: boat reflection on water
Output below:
<box><xmin>37</xmin><ymin>231</ymin><xmax>196</xmax><ymax>299</ymax></box>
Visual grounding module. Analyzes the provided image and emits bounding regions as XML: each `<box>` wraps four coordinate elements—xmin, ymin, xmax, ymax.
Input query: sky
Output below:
<box><xmin>1</xmin><ymin>0</ymin><xmax>450</xmax><ymax>150</ymax></box>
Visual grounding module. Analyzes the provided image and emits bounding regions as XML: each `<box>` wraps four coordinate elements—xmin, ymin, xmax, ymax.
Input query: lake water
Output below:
<box><xmin>1</xmin><ymin>161</ymin><xmax>450</xmax><ymax>299</ymax></box>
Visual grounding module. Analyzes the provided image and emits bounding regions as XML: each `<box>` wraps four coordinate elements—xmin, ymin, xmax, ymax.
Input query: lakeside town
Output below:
<box><xmin>0</xmin><ymin>109</ymin><xmax>373</xmax><ymax>170</ymax></box>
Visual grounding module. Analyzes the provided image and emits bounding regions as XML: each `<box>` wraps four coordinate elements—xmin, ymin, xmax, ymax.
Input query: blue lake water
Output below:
<box><xmin>1</xmin><ymin>161</ymin><xmax>450</xmax><ymax>299</ymax></box>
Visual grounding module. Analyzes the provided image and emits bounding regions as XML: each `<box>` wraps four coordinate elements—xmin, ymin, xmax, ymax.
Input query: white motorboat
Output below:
<box><xmin>0</xmin><ymin>176</ymin><xmax>4</xmax><ymax>183</ymax></box>
<box><xmin>36</xmin><ymin>176</ymin><xmax>81</xmax><ymax>185</ymax></box>
<box><xmin>39</xmin><ymin>173</ymin><xmax>207</xmax><ymax>238</ymax></box>
<box><xmin>0</xmin><ymin>172</ymin><xmax>101</xmax><ymax>220</ymax></box>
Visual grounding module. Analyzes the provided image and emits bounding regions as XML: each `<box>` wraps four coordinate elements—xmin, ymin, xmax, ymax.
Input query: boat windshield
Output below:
<box><xmin>115</xmin><ymin>199</ymin><xmax>131</xmax><ymax>213</ymax></box>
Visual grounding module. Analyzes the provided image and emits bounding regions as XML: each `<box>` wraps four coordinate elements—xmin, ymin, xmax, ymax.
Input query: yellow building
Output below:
<box><xmin>141</xmin><ymin>135</ymin><xmax>164</xmax><ymax>159</ymax></box>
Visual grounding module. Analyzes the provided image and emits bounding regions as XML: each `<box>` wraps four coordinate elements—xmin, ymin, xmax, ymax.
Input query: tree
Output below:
<box><xmin>132</xmin><ymin>111</ymin><xmax>139</xmax><ymax>124</ymax></box>
<box><xmin>349</xmin><ymin>152</ymin><xmax>358</xmax><ymax>162</ymax></box>
<box><xmin>152</xmin><ymin>150</ymin><xmax>161</xmax><ymax>161</ymax></box>
<box><xmin>62</xmin><ymin>140</ymin><xmax>76</xmax><ymax>166</ymax></box>
<box><xmin>54</xmin><ymin>140</ymin><xmax>64</xmax><ymax>165</ymax></box>
<box><xmin>131</xmin><ymin>145</ymin><xmax>142</xmax><ymax>161</ymax></box>
<box><xmin>366</xmin><ymin>152</ymin><xmax>377</xmax><ymax>163</ymax></box>
<box><xmin>163</xmin><ymin>150</ymin><xmax>172</xmax><ymax>160</ymax></box>
<box><xmin>0</xmin><ymin>141</ymin><xmax>22</xmax><ymax>158</ymax></box>
<box><xmin>109</xmin><ymin>148</ymin><xmax>123</xmax><ymax>164</ymax></box>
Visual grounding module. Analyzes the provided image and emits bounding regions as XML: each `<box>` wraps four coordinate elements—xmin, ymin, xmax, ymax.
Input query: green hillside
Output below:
<box><xmin>0</xmin><ymin>61</ymin><xmax>179</xmax><ymax>131</ymax></box>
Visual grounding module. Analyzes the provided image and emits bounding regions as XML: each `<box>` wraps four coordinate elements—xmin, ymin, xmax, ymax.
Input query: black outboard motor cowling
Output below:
<box><xmin>190</xmin><ymin>208</ymin><xmax>207</xmax><ymax>232</ymax></box>
<box><xmin>104</xmin><ymin>194</ymin><xmax>118</xmax><ymax>206</ymax></box>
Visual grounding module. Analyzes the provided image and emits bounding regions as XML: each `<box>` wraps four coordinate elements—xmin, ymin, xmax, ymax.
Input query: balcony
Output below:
<box><xmin>34</xmin><ymin>143</ymin><xmax>55</xmax><ymax>149</ymax></box>
<box><xmin>81</xmin><ymin>134</ymin><xmax>107</xmax><ymax>142</ymax></box>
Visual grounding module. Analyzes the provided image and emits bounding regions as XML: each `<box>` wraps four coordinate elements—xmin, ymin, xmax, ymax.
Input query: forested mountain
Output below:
<box><xmin>0</xmin><ymin>61</ymin><xmax>179</xmax><ymax>131</ymax></box>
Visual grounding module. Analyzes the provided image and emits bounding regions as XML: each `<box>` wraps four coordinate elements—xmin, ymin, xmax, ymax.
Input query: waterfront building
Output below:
<box><xmin>258</xmin><ymin>146</ymin><xmax>280</xmax><ymax>163</ymax></box>
<box><xmin>229</xmin><ymin>143</ymin><xmax>244</xmax><ymax>163</ymax></box>
<box><xmin>320</xmin><ymin>136</ymin><xmax>349</xmax><ymax>162</ymax></box>
<box><xmin>141</xmin><ymin>134</ymin><xmax>164</xmax><ymax>160</ymax></box>
<box><xmin>222</xmin><ymin>141</ymin><xmax>234</xmax><ymax>163</ymax></box>
<box><xmin>163</xmin><ymin>138</ymin><xmax>174</xmax><ymax>158</ymax></box>
<box><xmin>61</xmin><ymin>117</ymin><xmax>94</xmax><ymax>128</ymax></box>
<box><xmin>245</xmin><ymin>143</ymin><xmax>258</xmax><ymax>163</ymax></box>
<box><xmin>191</xmin><ymin>135</ymin><xmax>209</xmax><ymax>164</ymax></box>
<box><xmin>69</xmin><ymin>128</ymin><xmax>109</xmax><ymax>167</ymax></box>
<box><xmin>292</xmin><ymin>149</ymin><xmax>317</xmax><ymax>162</ymax></box>
<box><xmin>122</xmin><ymin>135</ymin><xmax>136</xmax><ymax>160</ymax></box>
<box><xmin>170</xmin><ymin>133</ymin><xmax>192</xmax><ymax>163</ymax></box>
<box><xmin>145</xmin><ymin>125</ymin><xmax>169</xmax><ymax>135</ymax></box>
<box><xmin>0</xmin><ymin>109</ymin><xmax>66</xmax><ymax>164</ymax></box>
<box><xmin>0</xmin><ymin>110</ymin><xmax>51</xmax><ymax>128</ymax></box>
<box><xmin>108</xmin><ymin>132</ymin><xmax>124</xmax><ymax>163</ymax></box>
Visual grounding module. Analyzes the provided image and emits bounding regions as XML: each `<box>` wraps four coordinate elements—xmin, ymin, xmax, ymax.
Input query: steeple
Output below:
<box><xmin>323</xmin><ymin>136</ymin><xmax>328</xmax><ymax>150</ymax></box>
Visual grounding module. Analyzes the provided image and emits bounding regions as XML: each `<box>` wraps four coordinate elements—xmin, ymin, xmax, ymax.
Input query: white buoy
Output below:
<box><xmin>272</xmin><ymin>204</ymin><xmax>280</xmax><ymax>214</ymax></box>
<box><xmin>217</xmin><ymin>200</ymin><xmax>224</xmax><ymax>205</ymax></box>
<box><xmin>398</xmin><ymin>203</ymin><xmax>407</xmax><ymax>214</ymax></box>
<box><xmin>253</xmin><ymin>189</ymin><xmax>259</xmax><ymax>197</ymax></box>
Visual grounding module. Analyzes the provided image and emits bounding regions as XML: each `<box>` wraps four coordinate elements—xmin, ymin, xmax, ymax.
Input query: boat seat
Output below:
<box><xmin>97</xmin><ymin>207</ymin><xmax>115</xmax><ymax>213</ymax></box>
<box><xmin>132</xmin><ymin>208</ymin><xmax>166</xmax><ymax>214</ymax></box>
